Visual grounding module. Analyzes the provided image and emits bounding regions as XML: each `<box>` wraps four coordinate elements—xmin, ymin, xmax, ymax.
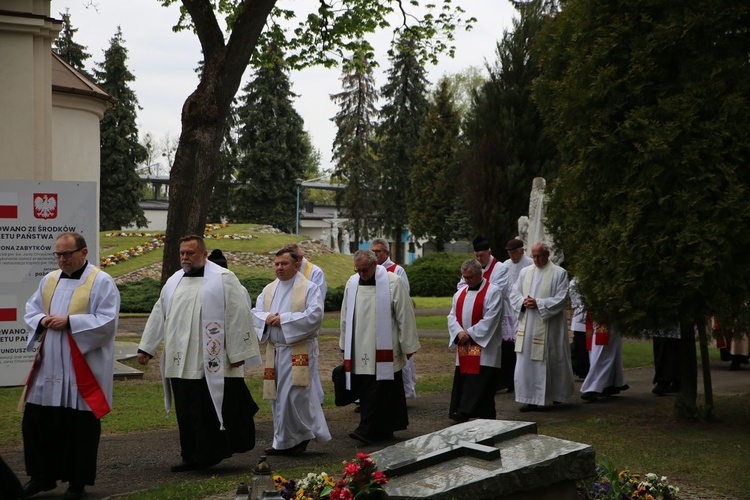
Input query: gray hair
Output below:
<box><xmin>461</xmin><ymin>259</ymin><xmax>483</xmax><ymax>276</ymax></box>
<box><xmin>533</xmin><ymin>241</ymin><xmax>551</xmax><ymax>254</ymax></box>
<box><xmin>370</xmin><ymin>238</ymin><xmax>390</xmax><ymax>253</ymax></box>
<box><xmin>353</xmin><ymin>249</ymin><xmax>377</xmax><ymax>265</ymax></box>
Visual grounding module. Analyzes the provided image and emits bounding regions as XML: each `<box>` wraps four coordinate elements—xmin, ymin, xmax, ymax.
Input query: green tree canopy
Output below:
<box><xmin>375</xmin><ymin>30</ymin><xmax>430</xmax><ymax>261</ymax></box>
<box><xmin>95</xmin><ymin>27</ymin><xmax>147</xmax><ymax>231</ymax></box>
<box><xmin>408</xmin><ymin>77</ymin><xmax>462</xmax><ymax>250</ymax></box>
<box><xmin>233</xmin><ymin>43</ymin><xmax>308</xmax><ymax>231</ymax></box>
<box><xmin>534</xmin><ymin>0</ymin><xmax>750</xmax><ymax>419</ymax></box>
<box><xmin>331</xmin><ymin>44</ymin><xmax>380</xmax><ymax>245</ymax></box>
<box><xmin>460</xmin><ymin>0</ymin><xmax>558</xmax><ymax>254</ymax></box>
<box><xmin>53</xmin><ymin>9</ymin><xmax>91</xmax><ymax>75</ymax></box>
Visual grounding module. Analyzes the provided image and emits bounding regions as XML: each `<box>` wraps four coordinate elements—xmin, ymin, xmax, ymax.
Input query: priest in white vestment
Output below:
<box><xmin>22</xmin><ymin>232</ymin><xmax>120</xmax><ymax>500</ymax></box>
<box><xmin>340</xmin><ymin>250</ymin><xmax>420</xmax><ymax>444</ymax></box>
<box><xmin>510</xmin><ymin>241</ymin><xmax>574</xmax><ymax>411</ymax></box>
<box><xmin>370</xmin><ymin>238</ymin><xmax>417</xmax><ymax>400</ymax></box>
<box><xmin>252</xmin><ymin>247</ymin><xmax>331</xmax><ymax>456</ymax></box>
<box><xmin>581</xmin><ymin>321</ymin><xmax>628</xmax><ymax>402</ymax></box>
<box><xmin>498</xmin><ymin>238</ymin><xmax>534</xmax><ymax>392</ymax></box>
<box><xmin>283</xmin><ymin>243</ymin><xmax>328</xmax><ymax>402</ymax></box>
<box><xmin>448</xmin><ymin>259</ymin><xmax>504</xmax><ymax>422</ymax></box>
<box><xmin>138</xmin><ymin>235</ymin><xmax>261</xmax><ymax>473</ymax></box>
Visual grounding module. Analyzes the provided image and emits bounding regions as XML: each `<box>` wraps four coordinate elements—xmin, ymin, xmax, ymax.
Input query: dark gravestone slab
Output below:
<box><xmin>371</xmin><ymin>419</ymin><xmax>595</xmax><ymax>500</ymax></box>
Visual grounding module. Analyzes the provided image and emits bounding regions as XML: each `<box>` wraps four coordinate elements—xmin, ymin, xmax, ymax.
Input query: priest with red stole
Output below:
<box><xmin>22</xmin><ymin>232</ymin><xmax>120</xmax><ymax>500</ymax></box>
<box><xmin>448</xmin><ymin>259</ymin><xmax>504</xmax><ymax>423</ymax></box>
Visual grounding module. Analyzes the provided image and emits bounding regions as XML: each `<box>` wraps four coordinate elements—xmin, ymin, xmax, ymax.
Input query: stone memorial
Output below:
<box><xmin>371</xmin><ymin>419</ymin><xmax>594</xmax><ymax>500</ymax></box>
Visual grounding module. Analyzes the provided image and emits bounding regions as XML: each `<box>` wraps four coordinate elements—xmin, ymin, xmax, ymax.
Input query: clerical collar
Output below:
<box><xmin>60</xmin><ymin>261</ymin><xmax>88</xmax><ymax>279</ymax></box>
<box><xmin>184</xmin><ymin>265</ymin><xmax>205</xmax><ymax>277</ymax></box>
<box><xmin>359</xmin><ymin>276</ymin><xmax>376</xmax><ymax>286</ymax></box>
<box><xmin>467</xmin><ymin>278</ymin><xmax>484</xmax><ymax>292</ymax></box>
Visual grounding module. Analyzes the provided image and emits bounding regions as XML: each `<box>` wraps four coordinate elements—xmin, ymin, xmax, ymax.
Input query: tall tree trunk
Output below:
<box><xmin>161</xmin><ymin>87</ymin><xmax>226</xmax><ymax>283</ymax></box>
<box><xmin>674</xmin><ymin>320</ymin><xmax>699</xmax><ymax>421</ymax></box>
<box><xmin>392</xmin><ymin>227</ymin><xmax>402</xmax><ymax>265</ymax></box>
<box><xmin>696</xmin><ymin>318</ymin><xmax>714</xmax><ymax>419</ymax></box>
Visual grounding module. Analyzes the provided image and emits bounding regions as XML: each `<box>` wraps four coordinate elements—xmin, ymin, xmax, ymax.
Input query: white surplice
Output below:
<box><xmin>510</xmin><ymin>262</ymin><xmax>574</xmax><ymax>406</ymax></box>
<box><xmin>300</xmin><ymin>257</ymin><xmax>327</xmax><ymax>403</ymax></box>
<box><xmin>500</xmin><ymin>254</ymin><xmax>533</xmax><ymax>341</ymax></box>
<box><xmin>381</xmin><ymin>258</ymin><xmax>417</xmax><ymax>399</ymax></box>
<box><xmin>140</xmin><ymin>269</ymin><xmax>260</xmax><ymax>379</ymax></box>
<box><xmin>252</xmin><ymin>272</ymin><xmax>331</xmax><ymax>449</ymax></box>
<box><xmin>24</xmin><ymin>263</ymin><xmax>120</xmax><ymax>409</ymax></box>
<box><xmin>581</xmin><ymin>323</ymin><xmax>627</xmax><ymax>394</ymax></box>
<box><xmin>447</xmin><ymin>279</ymin><xmax>504</xmax><ymax>368</ymax></box>
<box><xmin>339</xmin><ymin>272</ymin><xmax>420</xmax><ymax>375</ymax></box>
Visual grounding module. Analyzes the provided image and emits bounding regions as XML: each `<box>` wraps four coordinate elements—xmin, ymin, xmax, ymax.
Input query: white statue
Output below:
<box><xmin>518</xmin><ymin>177</ymin><xmax>563</xmax><ymax>264</ymax></box>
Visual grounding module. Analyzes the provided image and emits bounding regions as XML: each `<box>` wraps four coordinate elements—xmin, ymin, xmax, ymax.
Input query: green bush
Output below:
<box><xmin>241</xmin><ymin>276</ymin><xmax>273</xmax><ymax>303</ymax></box>
<box><xmin>325</xmin><ymin>285</ymin><xmax>344</xmax><ymax>312</ymax></box>
<box><xmin>408</xmin><ymin>252</ymin><xmax>468</xmax><ymax>297</ymax></box>
<box><xmin>118</xmin><ymin>279</ymin><xmax>161</xmax><ymax>313</ymax></box>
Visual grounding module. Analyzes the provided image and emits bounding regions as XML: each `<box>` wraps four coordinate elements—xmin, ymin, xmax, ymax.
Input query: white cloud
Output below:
<box><xmin>52</xmin><ymin>0</ymin><xmax>517</xmax><ymax>171</ymax></box>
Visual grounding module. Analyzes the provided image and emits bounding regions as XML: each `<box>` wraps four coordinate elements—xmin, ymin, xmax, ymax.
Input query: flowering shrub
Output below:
<box><xmin>273</xmin><ymin>453</ymin><xmax>387</xmax><ymax>500</ymax></box>
<box><xmin>578</xmin><ymin>460</ymin><xmax>680</xmax><ymax>499</ymax></box>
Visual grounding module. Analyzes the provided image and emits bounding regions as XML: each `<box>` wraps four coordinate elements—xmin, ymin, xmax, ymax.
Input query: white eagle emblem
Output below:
<box><xmin>34</xmin><ymin>194</ymin><xmax>57</xmax><ymax>219</ymax></box>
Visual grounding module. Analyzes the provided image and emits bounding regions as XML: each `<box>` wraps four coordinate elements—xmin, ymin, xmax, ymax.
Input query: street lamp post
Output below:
<box><xmin>295</xmin><ymin>178</ymin><xmax>303</xmax><ymax>235</ymax></box>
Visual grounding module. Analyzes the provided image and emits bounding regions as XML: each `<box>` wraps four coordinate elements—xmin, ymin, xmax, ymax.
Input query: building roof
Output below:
<box><xmin>51</xmin><ymin>52</ymin><xmax>115</xmax><ymax>106</ymax></box>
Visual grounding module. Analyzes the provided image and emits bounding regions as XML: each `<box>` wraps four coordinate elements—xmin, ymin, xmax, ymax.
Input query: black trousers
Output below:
<box><xmin>571</xmin><ymin>330</ymin><xmax>590</xmax><ymax>379</ymax></box>
<box><xmin>171</xmin><ymin>377</ymin><xmax>258</xmax><ymax>465</ymax></box>
<box><xmin>352</xmin><ymin>371</ymin><xmax>407</xmax><ymax>438</ymax></box>
<box><xmin>22</xmin><ymin>403</ymin><xmax>101</xmax><ymax>486</ymax></box>
<box><xmin>449</xmin><ymin>366</ymin><xmax>500</xmax><ymax>421</ymax></box>
<box><xmin>652</xmin><ymin>337</ymin><xmax>681</xmax><ymax>386</ymax></box>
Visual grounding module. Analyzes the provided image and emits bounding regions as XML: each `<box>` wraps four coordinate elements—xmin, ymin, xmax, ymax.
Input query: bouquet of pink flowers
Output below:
<box><xmin>326</xmin><ymin>452</ymin><xmax>388</xmax><ymax>500</ymax></box>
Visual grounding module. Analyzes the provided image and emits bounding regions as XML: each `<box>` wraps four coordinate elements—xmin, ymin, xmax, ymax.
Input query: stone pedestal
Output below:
<box><xmin>370</xmin><ymin>419</ymin><xmax>594</xmax><ymax>500</ymax></box>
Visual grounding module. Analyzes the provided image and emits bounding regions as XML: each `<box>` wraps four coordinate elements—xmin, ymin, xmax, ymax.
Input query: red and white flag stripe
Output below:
<box><xmin>0</xmin><ymin>295</ymin><xmax>18</xmax><ymax>322</ymax></box>
<box><xmin>0</xmin><ymin>192</ymin><xmax>18</xmax><ymax>219</ymax></box>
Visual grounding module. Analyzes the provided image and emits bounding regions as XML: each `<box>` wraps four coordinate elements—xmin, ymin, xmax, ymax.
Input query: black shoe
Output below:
<box><xmin>581</xmin><ymin>392</ymin><xmax>600</xmax><ymax>402</ymax></box>
<box><xmin>265</xmin><ymin>440</ymin><xmax>309</xmax><ymax>456</ymax></box>
<box><xmin>667</xmin><ymin>382</ymin><xmax>680</xmax><ymax>393</ymax></box>
<box><xmin>348</xmin><ymin>431</ymin><xmax>372</xmax><ymax>445</ymax></box>
<box><xmin>652</xmin><ymin>382</ymin><xmax>669</xmax><ymax>396</ymax></box>
<box><xmin>63</xmin><ymin>484</ymin><xmax>86</xmax><ymax>500</ymax></box>
<box><xmin>22</xmin><ymin>478</ymin><xmax>56</xmax><ymax>498</ymax></box>
<box><xmin>519</xmin><ymin>404</ymin><xmax>540</xmax><ymax>413</ymax></box>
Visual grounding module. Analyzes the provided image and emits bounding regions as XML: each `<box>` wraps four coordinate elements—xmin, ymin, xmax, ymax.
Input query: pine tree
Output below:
<box><xmin>94</xmin><ymin>27</ymin><xmax>147</xmax><ymax>230</ymax></box>
<box><xmin>331</xmin><ymin>44</ymin><xmax>379</xmax><ymax>246</ymax></box>
<box><xmin>376</xmin><ymin>31</ymin><xmax>430</xmax><ymax>262</ymax></box>
<box><xmin>408</xmin><ymin>78</ymin><xmax>461</xmax><ymax>250</ymax></box>
<box><xmin>232</xmin><ymin>44</ymin><xmax>308</xmax><ymax>230</ymax></box>
<box><xmin>460</xmin><ymin>0</ymin><xmax>558</xmax><ymax>253</ymax></box>
<box><xmin>53</xmin><ymin>9</ymin><xmax>91</xmax><ymax>75</ymax></box>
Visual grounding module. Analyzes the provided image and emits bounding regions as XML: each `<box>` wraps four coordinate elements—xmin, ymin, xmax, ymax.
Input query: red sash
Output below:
<box><xmin>67</xmin><ymin>331</ymin><xmax>111</xmax><ymax>418</ymax></box>
<box><xmin>386</xmin><ymin>263</ymin><xmax>398</xmax><ymax>273</ymax></box>
<box><xmin>23</xmin><ymin>330</ymin><xmax>111</xmax><ymax>419</ymax></box>
<box><xmin>455</xmin><ymin>279</ymin><xmax>489</xmax><ymax>374</ymax></box>
<box><xmin>482</xmin><ymin>257</ymin><xmax>497</xmax><ymax>281</ymax></box>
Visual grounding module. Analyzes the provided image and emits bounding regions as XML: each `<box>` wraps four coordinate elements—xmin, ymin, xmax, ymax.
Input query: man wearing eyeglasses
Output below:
<box><xmin>22</xmin><ymin>232</ymin><xmax>120</xmax><ymax>499</ymax></box>
<box><xmin>340</xmin><ymin>250</ymin><xmax>419</xmax><ymax>444</ymax></box>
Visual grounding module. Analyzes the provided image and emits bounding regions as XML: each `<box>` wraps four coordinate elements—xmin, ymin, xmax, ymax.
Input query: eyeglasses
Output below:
<box><xmin>53</xmin><ymin>248</ymin><xmax>84</xmax><ymax>259</ymax></box>
<box><xmin>354</xmin><ymin>264</ymin><xmax>374</xmax><ymax>273</ymax></box>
